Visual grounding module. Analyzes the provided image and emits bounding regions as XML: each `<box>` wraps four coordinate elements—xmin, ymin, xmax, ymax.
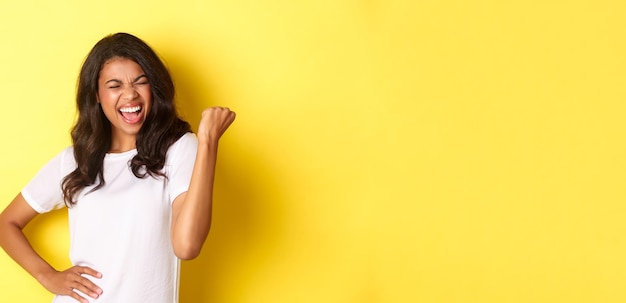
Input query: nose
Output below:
<box><xmin>122</xmin><ymin>87</ymin><xmax>138</xmax><ymax>101</ymax></box>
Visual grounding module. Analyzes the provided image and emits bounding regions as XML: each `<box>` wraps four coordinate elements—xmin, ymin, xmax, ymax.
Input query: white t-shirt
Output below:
<box><xmin>22</xmin><ymin>132</ymin><xmax>198</xmax><ymax>303</ymax></box>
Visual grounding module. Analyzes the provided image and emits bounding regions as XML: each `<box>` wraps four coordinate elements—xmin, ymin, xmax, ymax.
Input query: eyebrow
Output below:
<box><xmin>104</xmin><ymin>74</ymin><xmax>148</xmax><ymax>85</ymax></box>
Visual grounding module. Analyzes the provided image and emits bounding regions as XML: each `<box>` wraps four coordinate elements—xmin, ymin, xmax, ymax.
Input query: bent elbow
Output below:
<box><xmin>173</xmin><ymin>242</ymin><xmax>203</xmax><ymax>260</ymax></box>
<box><xmin>171</xmin><ymin>227</ymin><xmax>211</xmax><ymax>260</ymax></box>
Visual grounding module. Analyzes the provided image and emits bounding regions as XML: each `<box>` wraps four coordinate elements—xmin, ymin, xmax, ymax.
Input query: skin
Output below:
<box><xmin>0</xmin><ymin>58</ymin><xmax>235</xmax><ymax>302</ymax></box>
<box><xmin>97</xmin><ymin>57</ymin><xmax>153</xmax><ymax>152</ymax></box>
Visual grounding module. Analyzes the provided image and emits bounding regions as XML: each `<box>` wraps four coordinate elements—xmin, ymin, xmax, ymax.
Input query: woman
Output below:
<box><xmin>0</xmin><ymin>32</ymin><xmax>235</xmax><ymax>303</ymax></box>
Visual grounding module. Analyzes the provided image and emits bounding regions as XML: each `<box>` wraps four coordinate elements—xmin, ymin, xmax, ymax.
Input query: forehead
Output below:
<box><xmin>99</xmin><ymin>57</ymin><xmax>145</xmax><ymax>80</ymax></box>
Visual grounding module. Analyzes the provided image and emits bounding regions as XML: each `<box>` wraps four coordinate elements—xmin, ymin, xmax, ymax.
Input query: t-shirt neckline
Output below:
<box><xmin>105</xmin><ymin>149</ymin><xmax>137</xmax><ymax>159</ymax></box>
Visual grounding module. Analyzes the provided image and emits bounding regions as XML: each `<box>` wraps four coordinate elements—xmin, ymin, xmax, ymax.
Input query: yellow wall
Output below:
<box><xmin>1</xmin><ymin>0</ymin><xmax>626</xmax><ymax>302</ymax></box>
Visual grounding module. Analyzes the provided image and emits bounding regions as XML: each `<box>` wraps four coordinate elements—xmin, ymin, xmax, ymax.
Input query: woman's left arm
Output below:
<box><xmin>170</xmin><ymin>107</ymin><xmax>236</xmax><ymax>260</ymax></box>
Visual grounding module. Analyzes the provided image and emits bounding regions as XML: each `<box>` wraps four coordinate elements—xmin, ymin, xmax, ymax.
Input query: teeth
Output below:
<box><xmin>120</xmin><ymin>105</ymin><xmax>141</xmax><ymax>113</ymax></box>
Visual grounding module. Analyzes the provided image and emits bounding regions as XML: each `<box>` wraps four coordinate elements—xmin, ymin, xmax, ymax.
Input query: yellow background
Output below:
<box><xmin>1</xmin><ymin>0</ymin><xmax>625</xmax><ymax>302</ymax></box>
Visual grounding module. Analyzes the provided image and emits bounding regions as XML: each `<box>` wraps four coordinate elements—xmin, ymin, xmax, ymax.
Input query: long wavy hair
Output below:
<box><xmin>62</xmin><ymin>32</ymin><xmax>191</xmax><ymax>206</ymax></box>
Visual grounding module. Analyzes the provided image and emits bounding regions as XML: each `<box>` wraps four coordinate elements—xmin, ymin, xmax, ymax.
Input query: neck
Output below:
<box><xmin>110</xmin><ymin>133</ymin><xmax>137</xmax><ymax>153</ymax></box>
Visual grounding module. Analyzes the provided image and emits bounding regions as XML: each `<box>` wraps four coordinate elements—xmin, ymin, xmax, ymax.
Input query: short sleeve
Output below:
<box><xmin>21</xmin><ymin>148</ymin><xmax>75</xmax><ymax>213</ymax></box>
<box><xmin>166</xmin><ymin>132</ymin><xmax>198</xmax><ymax>204</ymax></box>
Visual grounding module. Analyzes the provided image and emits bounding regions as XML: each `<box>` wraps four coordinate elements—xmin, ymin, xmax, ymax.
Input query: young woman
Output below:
<box><xmin>0</xmin><ymin>32</ymin><xmax>235</xmax><ymax>303</ymax></box>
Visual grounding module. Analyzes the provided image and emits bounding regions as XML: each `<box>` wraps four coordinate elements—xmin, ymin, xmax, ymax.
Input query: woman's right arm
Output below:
<box><xmin>0</xmin><ymin>193</ymin><xmax>103</xmax><ymax>303</ymax></box>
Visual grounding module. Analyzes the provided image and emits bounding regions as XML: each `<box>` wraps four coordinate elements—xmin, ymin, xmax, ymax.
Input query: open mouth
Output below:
<box><xmin>119</xmin><ymin>105</ymin><xmax>143</xmax><ymax>124</ymax></box>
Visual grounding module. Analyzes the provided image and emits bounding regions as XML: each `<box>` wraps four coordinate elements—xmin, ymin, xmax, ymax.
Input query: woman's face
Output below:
<box><xmin>97</xmin><ymin>57</ymin><xmax>152</xmax><ymax>149</ymax></box>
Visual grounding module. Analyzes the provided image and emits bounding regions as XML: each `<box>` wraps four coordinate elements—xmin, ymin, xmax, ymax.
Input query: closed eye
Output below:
<box><xmin>134</xmin><ymin>75</ymin><xmax>148</xmax><ymax>85</ymax></box>
<box><xmin>105</xmin><ymin>79</ymin><xmax>123</xmax><ymax>88</ymax></box>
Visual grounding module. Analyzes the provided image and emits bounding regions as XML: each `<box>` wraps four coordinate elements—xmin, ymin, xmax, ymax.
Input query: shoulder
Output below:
<box><xmin>170</xmin><ymin>132</ymin><xmax>198</xmax><ymax>150</ymax></box>
<box><xmin>61</xmin><ymin>146</ymin><xmax>74</xmax><ymax>157</ymax></box>
<box><xmin>45</xmin><ymin>146</ymin><xmax>76</xmax><ymax>168</ymax></box>
<box><xmin>166</xmin><ymin>132</ymin><xmax>198</xmax><ymax>163</ymax></box>
<box><xmin>56</xmin><ymin>146</ymin><xmax>78</xmax><ymax>172</ymax></box>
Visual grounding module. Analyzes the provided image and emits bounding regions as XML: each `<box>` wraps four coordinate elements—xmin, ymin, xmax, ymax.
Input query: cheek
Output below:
<box><xmin>101</xmin><ymin>103</ymin><xmax>118</xmax><ymax>120</ymax></box>
<box><xmin>141</xmin><ymin>88</ymin><xmax>153</xmax><ymax>106</ymax></box>
<box><xmin>97</xmin><ymin>90</ymin><xmax>115</xmax><ymax>104</ymax></box>
<box><xmin>141</xmin><ymin>87</ymin><xmax>152</xmax><ymax>99</ymax></box>
<box><xmin>97</xmin><ymin>91</ymin><xmax>118</xmax><ymax>120</ymax></box>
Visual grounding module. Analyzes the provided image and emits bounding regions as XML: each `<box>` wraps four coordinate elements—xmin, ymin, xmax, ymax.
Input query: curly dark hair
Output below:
<box><xmin>62</xmin><ymin>32</ymin><xmax>191</xmax><ymax>206</ymax></box>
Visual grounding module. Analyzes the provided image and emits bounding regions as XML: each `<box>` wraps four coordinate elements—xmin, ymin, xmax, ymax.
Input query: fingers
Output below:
<box><xmin>68</xmin><ymin>290</ymin><xmax>90</xmax><ymax>303</ymax></box>
<box><xmin>198</xmin><ymin>106</ymin><xmax>236</xmax><ymax>141</ymax></box>
<box><xmin>216</xmin><ymin>109</ymin><xmax>236</xmax><ymax>133</ymax></box>
<box><xmin>71</xmin><ymin>270</ymin><xmax>102</xmax><ymax>299</ymax></box>
<box><xmin>47</xmin><ymin>266</ymin><xmax>103</xmax><ymax>303</ymax></box>
<box><xmin>72</xmin><ymin>266</ymin><xmax>103</xmax><ymax>299</ymax></box>
<box><xmin>76</xmin><ymin>265</ymin><xmax>103</xmax><ymax>279</ymax></box>
<box><xmin>201</xmin><ymin>106</ymin><xmax>236</xmax><ymax>121</ymax></box>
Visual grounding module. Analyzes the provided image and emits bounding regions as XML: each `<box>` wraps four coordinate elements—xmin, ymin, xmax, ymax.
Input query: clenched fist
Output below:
<box><xmin>197</xmin><ymin>107</ymin><xmax>236</xmax><ymax>144</ymax></box>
